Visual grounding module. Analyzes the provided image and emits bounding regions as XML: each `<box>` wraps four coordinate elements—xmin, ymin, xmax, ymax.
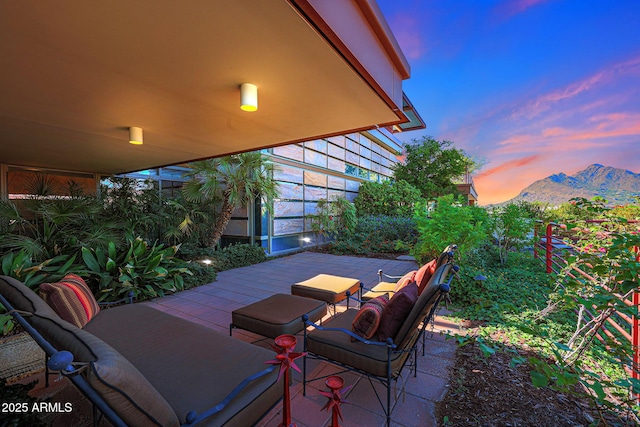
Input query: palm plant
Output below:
<box><xmin>0</xmin><ymin>175</ymin><xmax>115</xmax><ymax>261</ymax></box>
<box><xmin>181</xmin><ymin>152</ymin><xmax>279</xmax><ymax>247</ymax></box>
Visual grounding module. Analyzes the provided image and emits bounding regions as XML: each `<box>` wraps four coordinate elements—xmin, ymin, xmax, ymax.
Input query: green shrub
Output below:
<box><xmin>354</xmin><ymin>180</ymin><xmax>424</xmax><ymax>217</ymax></box>
<box><xmin>81</xmin><ymin>238</ymin><xmax>192</xmax><ymax>301</ymax></box>
<box><xmin>328</xmin><ymin>215</ymin><xmax>417</xmax><ymax>255</ymax></box>
<box><xmin>0</xmin><ymin>250</ymin><xmax>80</xmax><ymax>335</ymax></box>
<box><xmin>308</xmin><ymin>197</ymin><xmax>357</xmax><ymax>241</ymax></box>
<box><xmin>215</xmin><ymin>243</ymin><xmax>267</xmax><ymax>270</ymax></box>
<box><xmin>412</xmin><ymin>194</ymin><xmax>489</xmax><ymax>264</ymax></box>
<box><xmin>488</xmin><ymin>203</ymin><xmax>535</xmax><ymax>264</ymax></box>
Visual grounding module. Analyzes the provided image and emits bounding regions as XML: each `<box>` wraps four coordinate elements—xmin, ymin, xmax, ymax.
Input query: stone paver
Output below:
<box><xmin>23</xmin><ymin>251</ymin><xmax>462</xmax><ymax>426</ymax></box>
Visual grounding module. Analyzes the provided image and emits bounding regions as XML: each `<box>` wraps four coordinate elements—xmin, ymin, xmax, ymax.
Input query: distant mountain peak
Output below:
<box><xmin>501</xmin><ymin>164</ymin><xmax>640</xmax><ymax>206</ymax></box>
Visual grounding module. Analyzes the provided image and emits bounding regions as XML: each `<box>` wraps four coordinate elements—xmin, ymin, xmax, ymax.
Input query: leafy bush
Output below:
<box><xmin>412</xmin><ymin>194</ymin><xmax>489</xmax><ymax>264</ymax></box>
<box><xmin>0</xmin><ymin>251</ymin><xmax>79</xmax><ymax>335</ymax></box>
<box><xmin>81</xmin><ymin>238</ymin><xmax>192</xmax><ymax>301</ymax></box>
<box><xmin>178</xmin><ymin>242</ymin><xmax>266</xmax><ymax>275</ymax></box>
<box><xmin>328</xmin><ymin>215</ymin><xmax>418</xmax><ymax>255</ymax></box>
<box><xmin>214</xmin><ymin>243</ymin><xmax>267</xmax><ymax>270</ymax></box>
<box><xmin>488</xmin><ymin>203</ymin><xmax>535</xmax><ymax>264</ymax></box>
<box><xmin>308</xmin><ymin>197</ymin><xmax>357</xmax><ymax>241</ymax></box>
<box><xmin>354</xmin><ymin>180</ymin><xmax>424</xmax><ymax>217</ymax></box>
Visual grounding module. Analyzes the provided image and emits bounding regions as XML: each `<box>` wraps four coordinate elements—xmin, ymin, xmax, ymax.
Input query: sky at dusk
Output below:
<box><xmin>377</xmin><ymin>0</ymin><xmax>640</xmax><ymax>205</ymax></box>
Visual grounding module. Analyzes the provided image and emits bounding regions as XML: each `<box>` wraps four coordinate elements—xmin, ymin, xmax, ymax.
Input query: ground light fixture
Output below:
<box><xmin>129</xmin><ymin>126</ymin><xmax>143</xmax><ymax>145</ymax></box>
<box><xmin>240</xmin><ymin>83</ymin><xmax>258</xmax><ymax>112</ymax></box>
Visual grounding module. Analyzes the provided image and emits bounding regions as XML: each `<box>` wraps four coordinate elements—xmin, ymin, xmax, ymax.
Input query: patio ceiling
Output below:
<box><xmin>0</xmin><ymin>0</ymin><xmax>411</xmax><ymax>175</ymax></box>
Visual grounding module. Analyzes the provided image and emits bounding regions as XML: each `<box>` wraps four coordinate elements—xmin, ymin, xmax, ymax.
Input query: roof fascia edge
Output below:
<box><xmin>287</xmin><ymin>0</ymin><xmax>409</xmax><ymax>123</ymax></box>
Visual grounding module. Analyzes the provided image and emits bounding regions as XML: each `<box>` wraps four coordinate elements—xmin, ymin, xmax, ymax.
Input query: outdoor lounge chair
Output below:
<box><xmin>301</xmin><ymin>247</ymin><xmax>458</xmax><ymax>426</ymax></box>
<box><xmin>361</xmin><ymin>244</ymin><xmax>457</xmax><ymax>300</ymax></box>
<box><xmin>0</xmin><ymin>276</ymin><xmax>282</xmax><ymax>427</ymax></box>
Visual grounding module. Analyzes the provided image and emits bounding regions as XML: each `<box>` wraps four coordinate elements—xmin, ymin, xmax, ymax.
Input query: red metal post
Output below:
<box><xmin>633</xmin><ymin>246</ymin><xmax>640</xmax><ymax>402</ymax></box>
<box><xmin>545</xmin><ymin>223</ymin><xmax>553</xmax><ymax>273</ymax></box>
<box><xmin>266</xmin><ymin>334</ymin><xmax>305</xmax><ymax>427</ymax></box>
<box><xmin>533</xmin><ymin>222</ymin><xmax>539</xmax><ymax>259</ymax></box>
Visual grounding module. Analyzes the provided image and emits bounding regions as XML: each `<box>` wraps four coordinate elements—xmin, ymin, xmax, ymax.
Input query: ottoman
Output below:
<box><xmin>291</xmin><ymin>274</ymin><xmax>361</xmax><ymax>313</ymax></box>
<box><xmin>230</xmin><ymin>294</ymin><xmax>327</xmax><ymax>339</ymax></box>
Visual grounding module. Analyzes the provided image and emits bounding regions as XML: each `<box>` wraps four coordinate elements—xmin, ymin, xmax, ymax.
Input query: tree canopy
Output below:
<box><xmin>393</xmin><ymin>136</ymin><xmax>475</xmax><ymax>200</ymax></box>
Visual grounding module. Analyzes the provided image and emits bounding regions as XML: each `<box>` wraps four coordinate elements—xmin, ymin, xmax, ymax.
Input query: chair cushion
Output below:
<box><xmin>306</xmin><ymin>309</ymin><xmax>410</xmax><ymax>378</ymax></box>
<box><xmin>377</xmin><ymin>282</ymin><xmax>418</xmax><ymax>342</ymax></box>
<box><xmin>361</xmin><ymin>282</ymin><xmax>396</xmax><ymax>301</ymax></box>
<box><xmin>39</xmin><ymin>274</ymin><xmax>100</xmax><ymax>328</ymax></box>
<box><xmin>393</xmin><ymin>270</ymin><xmax>417</xmax><ymax>293</ymax></box>
<box><xmin>351</xmin><ymin>293</ymin><xmax>389</xmax><ymax>340</ymax></box>
<box><xmin>415</xmin><ymin>260</ymin><xmax>437</xmax><ymax>295</ymax></box>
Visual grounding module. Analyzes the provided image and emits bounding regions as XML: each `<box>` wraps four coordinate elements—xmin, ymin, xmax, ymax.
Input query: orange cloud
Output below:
<box><xmin>476</xmin><ymin>155</ymin><xmax>541</xmax><ymax>179</ymax></box>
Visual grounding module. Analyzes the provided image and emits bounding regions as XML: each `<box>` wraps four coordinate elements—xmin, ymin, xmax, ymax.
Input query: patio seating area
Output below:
<box><xmin>20</xmin><ymin>251</ymin><xmax>464</xmax><ymax>427</ymax></box>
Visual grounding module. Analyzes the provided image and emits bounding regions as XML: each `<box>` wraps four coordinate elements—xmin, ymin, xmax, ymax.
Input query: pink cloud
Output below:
<box><xmin>493</xmin><ymin>0</ymin><xmax>551</xmax><ymax>20</ymax></box>
<box><xmin>511</xmin><ymin>56</ymin><xmax>640</xmax><ymax>120</ymax></box>
<box><xmin>387</xmin><ymin>13</ymin><xmax>427</xmax><ymax>60</ymax></box>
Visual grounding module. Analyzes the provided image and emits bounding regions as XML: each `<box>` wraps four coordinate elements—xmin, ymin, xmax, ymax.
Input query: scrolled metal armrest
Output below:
<box><xmin>183</xmin><ymin>365</ymin><xmax>277</xmax><ymax>426</ymax></box>
<box><xmin>303</xmin><ymin>317</ymin><xmax>396</xmax><ymax>348</ymax></box>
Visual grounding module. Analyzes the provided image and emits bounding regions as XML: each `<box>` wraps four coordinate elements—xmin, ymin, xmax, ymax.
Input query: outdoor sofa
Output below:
<box><xmin>0</xmin><ymin>275</ymin><xmax>282</xmax><ymax>427</ymax></box>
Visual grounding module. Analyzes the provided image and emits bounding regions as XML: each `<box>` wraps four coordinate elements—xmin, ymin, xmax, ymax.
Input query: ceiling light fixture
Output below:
<box><xmin>240</xmin><ymin>83</ymin><xmax>258</xmax><ymax>112</ymax></box>
<box><xmin>129</xmin><ymin>127</ymin><xmax>143</xmax><ymax>145</ymax></box>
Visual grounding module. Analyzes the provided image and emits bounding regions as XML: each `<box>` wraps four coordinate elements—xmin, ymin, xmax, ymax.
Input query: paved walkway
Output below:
<box><xmin>25</xmin><ymin>251</ymin><xmax>464</xmax><ymax>427</ymax></box>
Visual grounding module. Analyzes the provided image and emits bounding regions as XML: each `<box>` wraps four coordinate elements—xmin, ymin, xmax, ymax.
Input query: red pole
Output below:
<box><xmin>546</xmin><ymin>223</ymin><xmax>553</xmax><ymax>273</ymax></box>
<box><xmin>633</xmin><ymin>246</ymin><xmax>640</xmax><ymax>402</ymax></box>
<box><xmin>533</xmin><ymin>223</ymin><xmax>539</xmax><ymax>259</ymax></box>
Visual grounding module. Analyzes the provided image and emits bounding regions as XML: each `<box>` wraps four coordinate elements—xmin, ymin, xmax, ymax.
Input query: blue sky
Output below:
<box><xmin>377</xmin><ymin>0</ymin><xmax>640</xmax><ymax>204</ymax></box>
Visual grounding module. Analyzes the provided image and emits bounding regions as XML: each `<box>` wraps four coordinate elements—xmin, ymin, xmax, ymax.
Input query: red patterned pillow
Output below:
<box><xmin>378</xmin><ymin>281</ymin><xmax>418</xmax><ymax>342</ymax></box>
<box><xmin>39</xmin><ymin>274</ymin><xmax>100</xmax><ymax>328</ymax></box>
<box><xmin>351</xmin><ymin>293</ymin><xmax>390</xmax><ymax>341</ymax></box>
<box><xmin>393</xmin><ymin>270</ymin><xmax>417</xmax><ymax>293</ymax></box>
<box><xmin>415</xmin><ymin>259</ymin><xmax>437</xmax><ymax>296</ymax></box>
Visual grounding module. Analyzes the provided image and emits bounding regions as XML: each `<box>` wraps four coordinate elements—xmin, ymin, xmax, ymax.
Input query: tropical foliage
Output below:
<box><xmin>181</xmin><ymin>152</ymin><xmax>279</xmax><ymax>247</ymax></box>
<box><xmin>308</xmin><ymin>197</ymin><xmax>357</xmax><ymax>242</ymax></box>
<box><xmin>81</xmin><ymin>238</ymin><xmax>192</xmax><ymax>301</ymax></box>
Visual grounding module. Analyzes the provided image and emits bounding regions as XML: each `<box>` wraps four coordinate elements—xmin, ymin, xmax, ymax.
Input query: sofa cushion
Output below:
<box><xmin>39</xmin><ymin>274</ymin><xmax>100</xmax><ymax>328</ymax></box>
<box><xmin>85</xmin><ymin>332</ymin><xmax>179</xmax><ymax>427</ymax></box>
<box><xmin>377</xmin><ymin>282</ymin><xmax>418</xmax><ymax>342</ymax></box>
<box><xmin>393</xmin><ymin>270</ymin><xmax>417</xmax><ymax>293</ymax></box>
<box><xmin>0</xmin><ymin>275</ymin><xmax>61</xmax><ymax>318</ymax></box>
<box><xmin>351</xmin><ymin>293</ymin><xmax>389</xmax><ymax>340</ymax></box>
<box><xmin>84</xmin><ymin>303</ymin><xmax>282</xmax><ymax>426</ymax></box>
<box><xmin>415</xmin><ymin>260</ymin><xmax>437</xmax><ymax>296</ymax></box>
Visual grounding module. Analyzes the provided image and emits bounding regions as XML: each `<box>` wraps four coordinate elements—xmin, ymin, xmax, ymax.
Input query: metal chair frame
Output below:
<box><xmin>302</xmin><ymin>266</ymin><xmax>455</xmax><ymax>427</ymax></box>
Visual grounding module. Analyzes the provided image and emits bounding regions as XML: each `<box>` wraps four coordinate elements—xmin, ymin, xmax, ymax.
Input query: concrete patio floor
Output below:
<box><xmin>26</xmin><ymin>251</ymin><xmax>465</xmax><ymax>427</ymax></box>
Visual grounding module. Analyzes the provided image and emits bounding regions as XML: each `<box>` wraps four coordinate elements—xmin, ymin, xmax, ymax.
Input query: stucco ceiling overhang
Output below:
<box><xmin>0</xmin><ymin>0</ymin><xmax>411</xmax><ymax>174</ymax></box>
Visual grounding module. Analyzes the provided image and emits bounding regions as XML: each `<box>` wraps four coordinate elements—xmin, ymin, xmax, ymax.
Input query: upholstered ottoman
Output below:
<box><xmin>230</xmin><ymin>293</ymin><xmax>327</xmax><ymax>339</ymax></box>
<box><xmin>291</xmin><ymin>274</ymin><xmax>361</xmax><ymax>312</ymax></box>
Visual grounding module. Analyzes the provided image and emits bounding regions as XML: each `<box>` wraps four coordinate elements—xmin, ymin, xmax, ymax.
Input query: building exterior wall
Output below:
<box><xmin>226</xmin><ymin>131</ymin><xmax>402</xmax><ymax>254</ymax></box>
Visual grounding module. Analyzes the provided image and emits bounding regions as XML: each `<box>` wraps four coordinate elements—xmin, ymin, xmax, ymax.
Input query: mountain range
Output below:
<box><xmin>504</xmin><ymin>164</ymin><xmax>640</xmax><ymax>206</ymax></box>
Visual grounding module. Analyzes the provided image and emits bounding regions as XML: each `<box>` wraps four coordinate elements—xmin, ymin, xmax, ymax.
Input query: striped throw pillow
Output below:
<box><xmin>39</xmin><ymin>274</ymin><xmax>100</xmax><ymax>328</ymax></box>
<box><xmin>351</xmin><ymin>293</ymin><xmax>390</xmax><ymax>341</ymax></box>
